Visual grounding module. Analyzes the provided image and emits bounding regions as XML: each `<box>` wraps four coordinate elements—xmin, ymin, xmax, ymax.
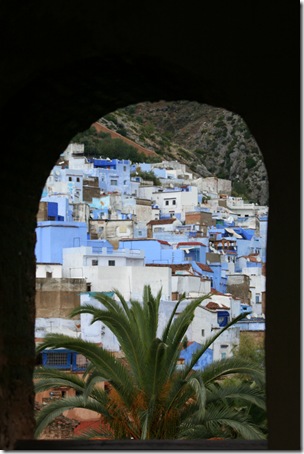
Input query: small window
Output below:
<box><xmin>46</xmin><ymin>271</ymin><xmax>52</xmax><ymax>278</ymax></box>
<box><xmin>123</xmin><ymin>166</ymin><xmax>127</xmax><ymax>172</ymax></box>
<box><xmin>92</xmin><ymin>259</ymin><xmax>98</xmax><ymax>266</ymax></box>
<box><xmin>86</xmin><ymin>283</ymin><xmax>91</xmax><ymax>291</ymax></box>
<box><xmin>256</xmin><ymin>294</ymin><xmax>261</xmax><ymax>303</ymax></box>
<box><xmin>221</xmin><ymin>352</ymin><xmax>227</xmax><ymax>359</ymax></box>
<box><xmin>76</xmin><ymin>177</ymin><xmax>80</xmax><ymax>182</ymax></box>
<box><xmin>68</xmin><ymin>176</ymin><xmax>72</xmax><ymax>181</ymax></box>
<box><xmin>172</xmin><ymin>199</ymin><xmax>176</xmax><ymax>205</ymax></box>
<box><xmin>108</xmin><ymin>260</ymin><xmax>115</xmax><ymax>266</ymax></box>
<box><xmin>110</xmin><ymin>179</ymin><xmax>118</xmax><ymax>186</ymax></box>
<box><xmin>165</xmin><ymin>200</ymin><xmax>169</xmax><ymax>206</ymax></box>
<box><xmin>201</xmin><ymin>329</ymin><xmax>205</xmax><ymax>337</ymax></box>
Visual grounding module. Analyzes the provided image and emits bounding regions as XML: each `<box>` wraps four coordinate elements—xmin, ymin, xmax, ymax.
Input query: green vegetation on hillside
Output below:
<box><xmin>71</xmin><ymin>127</ymin><xmax>158</xmax><ymax>163</ymax></box>
<box><xmin>131</xmin><ymin>170</ymin><xmax>161</xmax><ymax>186</ymax></box>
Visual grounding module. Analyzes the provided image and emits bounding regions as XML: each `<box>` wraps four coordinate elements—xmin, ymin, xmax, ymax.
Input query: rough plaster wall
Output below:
<box><xmin>35</xmin><ymin>278</ymin><xmax>87</xmax><ymax>317</ymax></box>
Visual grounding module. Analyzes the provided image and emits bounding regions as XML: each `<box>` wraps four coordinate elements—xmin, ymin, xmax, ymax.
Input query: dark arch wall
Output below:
<box><xmin>0</xmin><ymin>2</ymin><xmax>299</xmax><ymax>450</ymax></box>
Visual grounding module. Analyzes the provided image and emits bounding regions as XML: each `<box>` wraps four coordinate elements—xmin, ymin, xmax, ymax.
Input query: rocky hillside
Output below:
<box><xmin>97</xmin><ymin>100</ymin><xmax>268</xmax><ymax>205</ymax></box>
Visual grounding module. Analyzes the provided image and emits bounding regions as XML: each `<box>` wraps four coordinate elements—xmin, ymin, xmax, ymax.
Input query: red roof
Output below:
<box><xmin>205</xmin><ymin>301</ymin><xmax>230</xmax><ymax>310</ymax></box>
<box><xmin>196</xmin><ymin>262</ymin><xmax>213</xmax><ymax>273</ymax></box>
<box><xmin>147</xmin><ymin>218</ymin><xmax>177</xmax><ymax>225</ymax></box>
<box><xmin>157</xmin><ymin>239</ymin><xmax>171</xmax><ymax>246</ymax></box>
<box><xmin>74</xmin><ymin>418</ymin><xmax>112</xmax><ymax>439</ymax></box>
<box><xmin>146</xmin><ymin>263</ymin><xmax>194</xmax><ymax>275</ymax></box>
<box><xmin>211</xmin><ymin>288</ymin><xmax>229</xmax><ymax>296</ymax></box>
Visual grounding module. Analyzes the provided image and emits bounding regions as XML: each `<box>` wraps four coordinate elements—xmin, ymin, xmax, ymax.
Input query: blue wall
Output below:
<box><xmin>35</xmin><ymin>221</ymin><xmax>87</xmax><ymax>263</ymax></box>
<box><xmin>179</xmin><ymin>342</ymin><xmax>213</xmax><ymax>370</ymax></box>
<box><xmin>119</xmin><ymin>239</ymin><xmax>185</xmax><ymax>264</ymax></box>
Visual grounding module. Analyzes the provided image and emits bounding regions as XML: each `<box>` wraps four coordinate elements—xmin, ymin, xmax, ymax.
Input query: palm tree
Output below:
<box><xmin>34</xmin><ymin>286</ymin><xmax>266</xmax><ymax>440</ymax></box>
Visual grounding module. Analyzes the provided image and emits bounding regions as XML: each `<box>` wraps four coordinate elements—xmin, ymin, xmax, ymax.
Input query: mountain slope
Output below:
<box><xmin>97</xmin><ymin>100</ymin><xmax>268</xmax><ymax>205</ymax></box>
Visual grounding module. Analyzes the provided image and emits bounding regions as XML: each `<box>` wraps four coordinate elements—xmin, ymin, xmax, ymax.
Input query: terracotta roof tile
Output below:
<box><xmin>146</xmin><ymin>263</ymin><xmax>194</xmax><ymax>274</ymax></box>
<box><xmin>196</xmin><ymin>262</ymin><xmax>213</xmax><ymax>273</ymax></box>
<box><xmin>205</xmin><ymin>301</ymin><xmax>230</xmax><ymax>310</ymax></box>
<box><xmin>147</xmin><ymin>218</ymin><xmax>176</xmax><ymax>225</ymax></box>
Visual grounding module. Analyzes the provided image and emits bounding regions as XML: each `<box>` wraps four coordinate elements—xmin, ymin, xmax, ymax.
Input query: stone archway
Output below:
<box><xmin>0</xmin><ymin>3</ymin><xmax>299</xmax><ymax>450</ymax></box>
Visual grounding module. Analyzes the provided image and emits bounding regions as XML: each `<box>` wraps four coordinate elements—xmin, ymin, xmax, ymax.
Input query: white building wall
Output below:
<box><xmin>62</xmin><ymin>247</ymin><xmax>145</xmax><ymax>279</ymax></box>
<box><xmin>36</xmin><ymin>263</ymin><xmax>63</xmax><ymax>278</ymax></box>
<box><xmin>171</xmin><ymin>275</ymin><xmax>211</xmax><ymax>297</ymax></box>
<box><xmin>188</xmin><ymin>306</ymin><xmax>240</xmax><ymax>361</ymax></box>
<box><xmin>192</xmin><ymin>177</ymin><xmax>231</xmax><ymax>195</ymax></box>
<box><xmin>138</xmin><ymin>186</ymin><xmax>158</xmax><ymax>200</ymax></box>
<box><xmin>35</xmin><ymin>317</ymin><xmax>80</xmax><ymax>339</ymax></box>
<box><xmin>152</xmin><ymin>187</ymin><xmax>198</xmax><ymax>222</ymax></box>
<box><xmin>242</xmin><ymin>267</ymin><xmax>266</xmax><ymax>315</ymax></box>
<box><xmin>68</xmin><ymin>157</ymin><xmax>93</xmax><ymax>170</ymax></box>
<box><xmin>63</xmin><ymin>262</ymin><xmax>171</xmax><ymax>301</ymax></box>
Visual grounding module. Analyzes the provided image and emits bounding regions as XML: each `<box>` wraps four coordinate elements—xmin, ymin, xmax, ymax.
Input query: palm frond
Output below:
<box><xmin>35</xmin><ymin>334</ymin><xmax>136</xmax><ymax>406</ymax></box>
<box><xmin>200</xmin><ymin>356</ymin><xmax>265</xmax><ymax>386</ymax></box>
<box><xmin>206</xmin><ymin>382</ymin><xmax>266</xmax><ymax>410</ymax></box>
<box><xmin>34</xmin><ymin>368</ymin><xmax>86</xmax><ymax>393</ymax></box>
<box><xmin>182</xmin><ymin>312</ymin><xmax>248</xmax><ymax>378</ymax></box>
<box><xmin>180</xmin><ymin>403</ymin><xmax>266</xmax><ymax>440</ymax></box>
<box><xmin>73</xmin><ymin>426</ymin><xmax>114</xmax><ymax>440</ymax></box>
<box><xmin>35</xmin><ymin>396</ymin><xmax>111</xmax><ymax>438</ymax></box>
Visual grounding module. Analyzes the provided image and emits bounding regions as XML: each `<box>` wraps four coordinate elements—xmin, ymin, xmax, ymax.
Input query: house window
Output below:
<box><xmin>165</xmin><ymin>200</ymin><xmax>169</xmax><ymax>205</ymax></box>
<box><xmin>76</xmin><ymin>177</ymin><xmax>80</xmax><ymax>182</ymax></box>
<box><xmin>201</xmin><ymin>329</ymin><xmax>205</xmax><ymax>337</ymax></box>
<box><xmin>42</xmin><ymin>350</ymin><xmax>71</xmax><ymax>369</ymax></box>
<box><xmin>217</xmin><ymin>311</ymin><xmax>229</xmax><ymax>327</ymax></box>
<box><xmin>108</xmin><ymin>260</ymin><xmax>115</xmax><ymax>266</ymax></box>
<box><xmin>123</xmin><ymin>166</ymin><xmax>127</xmax><ymax>172</ymax></box>
<box><xmin>221</xmin><ymin>352</ymin><xmax>227</xmax><ymax>359</ymax></box>
<box><xmin>256</xmin><ymin>294</ymin><xmax>261</xmax><ymax>303</ymax></box>
<box><xmin>172</xmin><ymin>199</ymin><xmax>176</xmax><ymax>205</ymax></box>
<box><xmin>68</xmin><ymin>176</ymin><xmax>72</xmax><ymax>181</ymax></box>
<box><xmin>92</xmin><ymin>259</ymin><xmax>98</xmax><ymax>266</ymax></box>
<box><xmin>138</xmin><ymin>230</ymin><xmax>142</xmax><ymax>236</ymax></box>
<box><xmin>110</xmin><ymin>179</ymin><xmax>118</xmax><ymax>186</ymax></box>
<box><xmin>46</xmin><ymin>271</ymin><xmax>52</xmax><ymax>278</ymax></box>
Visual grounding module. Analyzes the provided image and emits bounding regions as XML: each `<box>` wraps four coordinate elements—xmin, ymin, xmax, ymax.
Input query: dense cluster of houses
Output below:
<box><xmin>35</xmin><ymin>142</ymin><xmax>268</xmax><ymax>428</ymax></box>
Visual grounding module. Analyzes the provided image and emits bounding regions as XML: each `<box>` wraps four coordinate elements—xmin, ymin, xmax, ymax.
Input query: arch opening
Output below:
<box><xmin>0</xmin><ymin>48</ymin><xmax>299</xmax><ymax>450</ymax></box>
<box><xmin>34</xmin><ymin>94</ymin><xmax>269</xmax><ymax>441</ymax></box>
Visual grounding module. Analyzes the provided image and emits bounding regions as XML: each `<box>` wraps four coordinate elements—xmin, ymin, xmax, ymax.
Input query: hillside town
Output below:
<box><xmin>34</xmin><ymin>140</ymin><xmax>268</xmax><ymax>438</ymax></box>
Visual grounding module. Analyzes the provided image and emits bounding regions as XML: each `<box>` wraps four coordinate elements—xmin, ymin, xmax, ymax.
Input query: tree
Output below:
<box><xmin>34</xmin><ymin>286</ymin><xmax>266</xmax><ymax>440</ymax></box>
<box><xmin>233</xmin><ymin>332</ymin><xmax>265</xmax><ymax>367</ymax></box>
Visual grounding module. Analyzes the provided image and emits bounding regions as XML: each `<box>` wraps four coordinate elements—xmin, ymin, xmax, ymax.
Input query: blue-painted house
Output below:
<box><xmin>35</xmin><ymin>221</ymin><xmax>88</xmax><ymax>264</ymax></box>
<box><xmin>179</xmin><ymin>341</ymin><xmax>213</xmax><ymax>371</ymax></box>
<box><xmin>118</xmin><ymin>238</ymin><xmax>185</xmax><ymax>265</ymax></box>
<box><xmin>88</xmin><ymin>158</ymin><xmax>131</xmax><ymax>195</ymax></box>
<box><xmin>176</xmin><ymin>241</ymin><xmax>207</xmax><ymax>263</ymax></box>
